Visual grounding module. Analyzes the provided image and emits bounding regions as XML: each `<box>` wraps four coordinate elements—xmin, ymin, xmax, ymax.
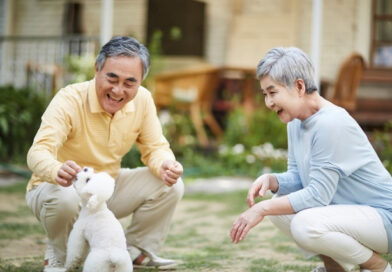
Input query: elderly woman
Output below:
<box><xmin>230</xmin><ymin>47</ymin><xmax>392</xmax><ymax>272</ymax></box>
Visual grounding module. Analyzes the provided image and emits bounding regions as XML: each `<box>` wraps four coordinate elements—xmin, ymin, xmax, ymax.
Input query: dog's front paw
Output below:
<box><xmin>65</xmin><ymin>258</ymin><xmax>82</xmax><ymax>272</ymax></box>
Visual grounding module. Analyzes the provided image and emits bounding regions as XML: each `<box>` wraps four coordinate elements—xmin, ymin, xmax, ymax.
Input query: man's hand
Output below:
<box><xmin>55</xmin><ymin>160</ymin><xmax>82</xmax><ymax>187</ymax></box>
<box><xmin>159</xmin><ymin>160</ymin><xmax>183</xmax><ymax>186</ymax></box>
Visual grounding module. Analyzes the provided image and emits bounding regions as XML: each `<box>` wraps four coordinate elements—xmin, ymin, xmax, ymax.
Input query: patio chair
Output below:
<box><xmin>154</xmin><ymin>66</ymin><xmax>223</xmax><ymax>147</ymax></box>
<box><xmin>329</xmin><ymin>53</ymin><xmax>365</xmax><ymax>112</ymax></box>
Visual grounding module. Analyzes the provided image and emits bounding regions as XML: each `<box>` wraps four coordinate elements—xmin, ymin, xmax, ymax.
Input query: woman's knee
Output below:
<box><xmin>290</xmin><ymin>210</ymin><xmax>323</xmax><ymax>250</ymax></box>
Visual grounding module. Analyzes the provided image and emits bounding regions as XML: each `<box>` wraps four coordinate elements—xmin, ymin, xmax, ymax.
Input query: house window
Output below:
<box><xmin>63</xmin><ymin>2</ymin><xmax>83</xmax><ymax>35</ymax></box>
<box><xmin>147</xmin><ymin>0</ymin><xmax>206</xmax><ymax>57</ymax></box>
<box><xmin>371</xmin><ymin>0</ymin><xmax>392</xmax><ymax>68</ymax></box>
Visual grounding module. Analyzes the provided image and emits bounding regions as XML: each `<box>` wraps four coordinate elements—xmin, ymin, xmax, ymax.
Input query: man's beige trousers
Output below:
<box><xmin>26</xmin><ymin>167</ymin><xmax>184</xmax><ymax>263</ymax></box>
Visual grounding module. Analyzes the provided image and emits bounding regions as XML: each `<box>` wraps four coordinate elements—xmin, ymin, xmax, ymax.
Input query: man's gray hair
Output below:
<box><xmin>96</xmin><ymin>36</ymin><xmax>150</xmax><ymax>80</ymax></box>
<box><xmin>256</xmin><ymin>47</ymin><xmax>317</xmax><ymax>93</ymax></box>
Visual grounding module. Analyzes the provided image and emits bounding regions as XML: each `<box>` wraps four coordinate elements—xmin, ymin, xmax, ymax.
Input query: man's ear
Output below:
<box><xmin>95</xmin><ymin>62</ymin><xmax>99</xmax><ymax>73</ymax></box>
<box><xmin>295</xmin><ymin>79</ymin><xmax>306</xmax><ymax>97</ymax></box>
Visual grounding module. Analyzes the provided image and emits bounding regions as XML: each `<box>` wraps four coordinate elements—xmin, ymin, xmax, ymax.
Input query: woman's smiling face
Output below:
<box><xmin>95</xmin><ymin>55</ymin><xmax>143</xmax><ymax>115</ymax></box>
<box><xmin>260</xmin><ymin>75</ymin><xmax>301</xmax><ymax>124</ymax></box>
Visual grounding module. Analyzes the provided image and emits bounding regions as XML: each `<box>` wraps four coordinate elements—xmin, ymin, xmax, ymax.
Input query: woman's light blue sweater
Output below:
<box><xmin>275</xmin><ymin>105</ymin><xmax>392</xmax><ymax>252</ymax></box>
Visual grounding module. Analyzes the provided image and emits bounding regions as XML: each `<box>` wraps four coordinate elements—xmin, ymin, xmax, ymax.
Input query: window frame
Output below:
<box><xmin>370</xmin><ymin>0</ymin><xmax>392</xmax><ymax>69</ymax></box>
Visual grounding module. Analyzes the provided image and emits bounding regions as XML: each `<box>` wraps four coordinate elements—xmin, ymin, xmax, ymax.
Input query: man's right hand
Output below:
<box><xmin>55</xmin><ymin>160</ymin><xmax>82</xmax><ymax>187</ymax></box>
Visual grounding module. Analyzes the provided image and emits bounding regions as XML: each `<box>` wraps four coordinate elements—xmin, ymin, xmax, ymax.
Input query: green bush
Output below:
<box><xmin>64</xmin><ymin>55</ymin><xmax>96</xmax><ymax>84</ymax></box>
<box><xmin>121</xmin><ymin>145</ymin><xmax>144</xmax><ymax>169</ymax></box>
<box><xmin>158</xmin><ymin>106</ymin><xmax>288</xmax><ymax>178</ymax></box>
<box><xmin>373</xmin><ymin>121</ymin><xmax>392</xmax><ymax>173</ymax></box>
<box><xmin>0</xmin><ymin>85</ymin><xmax>48</xmax><ymax>163</ymax></box>
<box><xmin>224</xmin><ymin>106</ymin><xmax>287</xmax><ymax>149</ymax></box>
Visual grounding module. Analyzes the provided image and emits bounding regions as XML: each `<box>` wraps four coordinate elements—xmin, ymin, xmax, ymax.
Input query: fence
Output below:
<box><xmin>0</xmin><ymin>35</ymin><xmax>99</xmax><ymax>96</ymax></box>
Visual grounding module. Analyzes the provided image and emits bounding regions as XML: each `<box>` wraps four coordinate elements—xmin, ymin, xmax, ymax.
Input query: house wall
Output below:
<box><xmin>7</xmin><ymin>0</ymin><xmax>147</xmax><ymax>40</ymax></box>
<box><xmin>225</xmin><ymin>0</ymin><xmax>300</xmax><ymax>68</ymax></box>
<box><xmin>204</xmin><ymin>0</ymin><xmax>233</xmax><ymax>66</ymax></box>
<box><xmin>1</xmin><ymin>0</ymin><xmax>374</xmax><ymax>87</ymax></box>
<box><xmin>12</xmin><ymin>0</ymin><xmax>65</xmax><ymax>36</ymax></box>
<box><xmin>81</xmin><ymin>0</ymin><xmax>147</xmax><ymax>42</ymax></box>
<box><xmin>222</xmin><ymin>0</ymin><xmax>371</xmax><ymax>83</ymax></box>
<box><xmin>320</xmin><ymin>0</ymin><xmax>358</xmax><ymax>82</ymax></box>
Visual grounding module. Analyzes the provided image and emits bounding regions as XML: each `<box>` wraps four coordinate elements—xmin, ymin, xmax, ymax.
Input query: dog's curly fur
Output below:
<box><xmin>65</xmin><ymin>167</ymin><xmax>132</xmax><ymax>272</ymax></box>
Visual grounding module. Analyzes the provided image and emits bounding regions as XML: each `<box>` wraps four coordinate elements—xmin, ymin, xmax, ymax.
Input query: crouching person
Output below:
<box><xmin>26</xmin><ymin>36</ymin><xmax>184</xmax><ymax>272</ymax></box>
<box><xmin>230</xmin><ymin>47</ymin><xmax>392</xmax><ymax>272</ymax></box>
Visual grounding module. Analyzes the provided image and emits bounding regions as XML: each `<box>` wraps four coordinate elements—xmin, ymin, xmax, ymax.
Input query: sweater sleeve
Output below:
<box><xmin>275</xmin><ymin>121</ymin><xmax>303</xmax><ymax>195</ymax></box>
<box><xmin>26</xmin><ymin>89</ymin><xmax>74</xmax><ymax>184</ymax></box>
<box><xmin>136</xmin><ymin>92</ymin><xmax>175</xmax><ymax>178</ymax></box>
<box><xmin>286</xmin><ymin>113</ymin><xmax>352</xmax><ymax>212</ymax></box>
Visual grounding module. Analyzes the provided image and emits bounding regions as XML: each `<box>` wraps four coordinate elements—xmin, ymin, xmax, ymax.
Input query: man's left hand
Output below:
<box><xmin>159</xmin><ymin>160</ymin><xmax>183</xmax><ymax>186</ymax></box>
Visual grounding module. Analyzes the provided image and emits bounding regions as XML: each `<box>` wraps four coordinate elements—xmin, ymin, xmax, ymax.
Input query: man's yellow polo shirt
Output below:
<box><xmin>26</xmin><ymin>79</ymin><xmax>175</xmax><ymax>191</ymax></box>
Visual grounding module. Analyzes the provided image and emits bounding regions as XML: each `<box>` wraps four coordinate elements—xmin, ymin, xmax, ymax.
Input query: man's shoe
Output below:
<box><xmin>129</xmin><ymin>245</ymin><xmax>177</xmax><ymax>270</ymax></box>
<box><xmin>43</xmin><ymin>245</ymin><xmax>66</xmax><ymax>272</ymax></box>
<box><xmin>311</xmin><ymin>266</ymin><xmax>326</xmax><ymax>272</ymax></box>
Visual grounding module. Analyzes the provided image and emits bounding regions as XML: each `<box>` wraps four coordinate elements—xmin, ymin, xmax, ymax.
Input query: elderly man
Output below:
<box><xmin>26</xmin><ymin>36</ymin><xmax>184</xmax><ymax>271</ymax></box>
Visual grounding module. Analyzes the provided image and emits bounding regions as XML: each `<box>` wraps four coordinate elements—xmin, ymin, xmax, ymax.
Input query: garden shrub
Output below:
<box><xmin>224</xmin><ymin>106</ymin><xmax>287</xmax><ymax>149</ymax></box>
<box><xmin>0</xmin><ymin>85</ymin><xmax>48</xmax><ymax>163</ymax></box>
<box><xmin>373</xmin><ymin>121</ymin><xmax>392</xmax><ymax>173</ymax></box>
<box><xmin>152</xmin><ymin>105</ymin><xmax>288</xmax><ymax>178</ymax></box>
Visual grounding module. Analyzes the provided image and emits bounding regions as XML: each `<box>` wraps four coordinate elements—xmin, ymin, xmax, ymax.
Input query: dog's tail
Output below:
<box><xmin>109</xmin><ymin>248</ymin><xmax>133</xmax><ymax>272</ymax></box>
<box><xmin>83</xmin><ymin>249</ymin><xmax>132</xmax><ymax>272</ymax></box>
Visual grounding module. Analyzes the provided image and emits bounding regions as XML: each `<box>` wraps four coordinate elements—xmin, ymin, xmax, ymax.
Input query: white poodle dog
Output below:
<box><xmin>65</xmin><ymin>167</ymin><xmax>132</xmax><ymax>272</ymax></box>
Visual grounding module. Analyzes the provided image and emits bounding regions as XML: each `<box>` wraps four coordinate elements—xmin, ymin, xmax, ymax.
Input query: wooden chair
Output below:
<box><xmin>153</xmin><ymin>66</ymin><xmax>223</xmax><ymax>147</ymax></box>
<box><xmin>329</xmin><ymin>53</ymin><xmax>365</xmax><ymax>112</ymax></box>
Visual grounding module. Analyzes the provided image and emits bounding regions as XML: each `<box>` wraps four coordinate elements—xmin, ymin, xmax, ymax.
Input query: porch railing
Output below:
<box><xmin>0</xmin><ymin>35</ymin><xmax>99</xmax><ymax>96</ymax></box>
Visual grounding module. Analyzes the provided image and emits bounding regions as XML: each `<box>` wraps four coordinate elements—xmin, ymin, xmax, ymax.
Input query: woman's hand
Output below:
<box><xmin>230</xmin><ymin>203</ymin><xmax>265</xmax><ymax>243</ymax></box>
<box><xmin>247</xmin><ymin>174</ymin><xmax>278</xmax><ymax>207</ymax></box>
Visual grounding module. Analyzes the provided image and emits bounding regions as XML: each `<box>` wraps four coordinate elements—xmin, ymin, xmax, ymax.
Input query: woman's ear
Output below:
<box><xmin>295</xmin><ymin>79</ymin><xmax>306</xmax><ymax>96</ymax></box>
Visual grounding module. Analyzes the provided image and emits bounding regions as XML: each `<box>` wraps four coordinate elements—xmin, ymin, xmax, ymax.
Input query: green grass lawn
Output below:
<box><xmin>0</xmin><ymin>180</ymin><xmax>390</xmax><ymax>272</ymax></box>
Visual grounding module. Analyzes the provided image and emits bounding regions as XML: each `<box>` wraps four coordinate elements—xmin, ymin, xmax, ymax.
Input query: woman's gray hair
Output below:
<box><xmin>96</xmin><ymin>36</ymin><xmax>150</xmax><ymax>80</ymax></box>
<box><xmin>256</xmin><ymin>47</ymin><xmax>317</xmax><ymax>93</ymax></box>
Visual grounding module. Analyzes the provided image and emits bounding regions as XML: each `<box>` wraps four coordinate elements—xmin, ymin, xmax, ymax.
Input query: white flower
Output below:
<box><xmin>232</xmin><ymin>144</ymin><xmax>245</xmax><ymax>154</ymax></box>
<box><xmin>219</xmin><ymin>145</ymin><xmax>229</xmax><ymax>155</ymax></box>
<box><xmin>246</xmin><ymin>154</ymin><xmax>256</xmax><ymax>164</ymax></box>
<box><xmin>251</xmin><ymin>143</ymin><xmax>288</xmax><ymax>160</ymax></box>
<box><xmin>261</xmin><ymin>166</ymin><xmax>272</xmax><ymax>174</ymax></box>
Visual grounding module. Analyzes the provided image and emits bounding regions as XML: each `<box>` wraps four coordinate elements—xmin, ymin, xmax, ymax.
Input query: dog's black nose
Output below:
<box><xmin>86</xmin><ymin>178</ymin><xmax>90</xmax><ymax>183</ymax></box>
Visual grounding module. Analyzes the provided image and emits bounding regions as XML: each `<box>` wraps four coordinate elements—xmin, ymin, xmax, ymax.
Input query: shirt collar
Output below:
<box><xmin>87</xmin><ymin>78</ymin><xmax>136</xmax><ymax>115</ymax></box>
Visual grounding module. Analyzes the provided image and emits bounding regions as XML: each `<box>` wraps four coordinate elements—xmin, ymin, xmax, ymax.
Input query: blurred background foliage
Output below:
<box><xmin>0</xmin><ymin>86</ymin><xmax>48</xmax><ymax>164</ymax></box>
<box><xmin>0</xmin><ymin>81</ymin><xmax>391</xmax><ymax>179</ymax></box>
<box><xmin>1</xmin><ymin>27</ymin><xmax>391</xmax><ymax>179</ymax></box>
<box><xmin>121</xmin><ymin>105</ymin><xmax>288</xmax><ymax>179</ymax></box>
<box><xmin>373</xmin><ymin>121</ymin><xmax>392</xmax><ymax>173</ymax></box>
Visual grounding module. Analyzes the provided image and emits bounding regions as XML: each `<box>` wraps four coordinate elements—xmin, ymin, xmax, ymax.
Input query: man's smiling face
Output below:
<box><xmin>95</xmin><ymin>55</ymin><xmax>143</xmax><ymax>115</ymax></box>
